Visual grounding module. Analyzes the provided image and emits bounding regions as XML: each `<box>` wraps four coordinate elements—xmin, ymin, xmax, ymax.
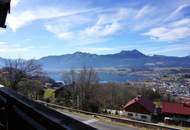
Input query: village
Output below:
<box><xmin>45</xmin><ymin>78</ymin><xmax>190</xmax><ymax>129</ymax></box>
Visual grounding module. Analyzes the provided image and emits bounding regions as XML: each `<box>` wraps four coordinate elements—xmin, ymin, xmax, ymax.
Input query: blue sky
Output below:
<box><xmin>0</xmin><ymin>0</ymin><xmax>190</xmax><ymax>59</ymax></box>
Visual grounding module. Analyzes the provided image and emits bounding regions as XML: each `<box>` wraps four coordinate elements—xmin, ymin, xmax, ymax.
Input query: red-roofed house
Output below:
<box><xmin>162</xmin><ymin>101</ymin><xmax>190</xmax><ymax>127</ymax></box>
<box><xmin>123</xmin><ymin>95</ymin><xmax>155</xmax><ymax>122</ymax></box>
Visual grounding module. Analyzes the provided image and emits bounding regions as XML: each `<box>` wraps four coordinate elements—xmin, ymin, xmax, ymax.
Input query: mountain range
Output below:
<box><xmin>37</xmin><ymin>50</ymin><xmax>190</xmax><ymax>72</ymax></box>
<box><xmin>0</xmin><ymin>50</ymin><xmax>190</xmax><ymax>72</ymax></box>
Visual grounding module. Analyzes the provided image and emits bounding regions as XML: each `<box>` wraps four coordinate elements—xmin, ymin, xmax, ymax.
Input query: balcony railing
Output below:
<box><xmin>0</xmin><ymin>86</ymin><xmax>97</xmax><ymax>130</ymax></box>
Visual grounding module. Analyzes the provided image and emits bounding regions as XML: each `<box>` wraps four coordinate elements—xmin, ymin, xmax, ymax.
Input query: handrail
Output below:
<box><xmin>0</xmin><ymin>87</ymin><xmax>97</xmax><ymax>130</ymax></box>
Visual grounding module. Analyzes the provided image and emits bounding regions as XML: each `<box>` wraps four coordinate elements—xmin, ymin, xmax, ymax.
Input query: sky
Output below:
<box><xmin>0</xmin><ymin>0</ymin><xmax>190</xmax><ymax>59</ymax></box>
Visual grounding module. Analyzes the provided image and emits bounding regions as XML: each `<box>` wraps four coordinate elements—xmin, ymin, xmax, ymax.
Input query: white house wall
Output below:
<box><xmin>123</xmin><ymin>111</ymin><xmax>152</xmax><ymax>122</ymax></box>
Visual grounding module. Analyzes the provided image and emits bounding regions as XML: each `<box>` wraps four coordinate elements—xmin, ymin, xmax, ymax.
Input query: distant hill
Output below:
<box><xmin>0</xmin><ymin>50</ymin><xmax>189</xmax><ymax>72</ymax></box>
<box><xmin>0</xmin><ymin>57</ymin><xmax>5</xmax><ymax>67</ymax></box>
<box><xmin>0</xmin><ymin>50</ymin><xmax>190</xmax><ymax>81</ymax></box>
<box><xmin>37</xmin><ymin>50</ymin><xmax>190</xmax><ymax>72</ymax></box>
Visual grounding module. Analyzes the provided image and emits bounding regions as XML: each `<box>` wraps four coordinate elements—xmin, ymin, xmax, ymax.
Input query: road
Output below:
<box><xmin>56</xmin><ymin>109</ymin><xmax>138</xmax><ymax>130</ymax></box>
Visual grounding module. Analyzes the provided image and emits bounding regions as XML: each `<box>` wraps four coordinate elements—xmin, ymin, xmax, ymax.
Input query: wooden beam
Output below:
<box><xmin>0</xmin><ymin>0</ymin><xmax>10</xmax><ymax>28</ymax></box>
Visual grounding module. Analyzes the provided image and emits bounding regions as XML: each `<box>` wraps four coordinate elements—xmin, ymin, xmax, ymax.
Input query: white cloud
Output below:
<box><xmin>45</xmin><ymin>22</ymin><xmax>111</xmax><ymax>45</ymax></box>
<box><xmin>83</xmin><ymin>22</ymin><xmax>122</xmax><ymax>37</ymax></box>
<box><xmin>143</xmin><ymin>27</ymin><xmax>190</xmax><ymax>41</ymax></box>
<box><xmin>165</xmin><ymin>4</ymin><xmax>190</xmax><ymax>21</ymax></box>
<box><xmin>132</xmin><ymin>17</ymin><xmax>163</xmax><ymax>31</ymax></box>
<box><xmin>103</xmin><ymin>22</ymin><xmax>122</xmax><ymax>36</ymax></box>
<box><xmin>45</xmin><ymin>24</ymin><xmax>74</xmax><ymax>39</ymax></box>
<box><xmin>170</xmin><ymin>18</ymin><xmax>190</xmax><ymax>27</ymax></box>
<box><xmin>44</xmin><ymin>8</ymin><xmax>126</xmax><ymax>44</ymax></box>
<box><xmin>129</xmin><ymin>5</ymin><xmax>165</xmax><ymax>31</ymax></box>
<box><xmin>131</xmin><ymin>3</ymin><xmax>190</xmax><ymax>32</ymax></box>
<box><xmin>96</xmin><ymin>8</ymin><xmax>128</xmax><ymax>25</ymax></box>
<box><xmin>0</xmin><ymin>42</ymin><xmax>7</xmax><ymax>45</ymax></box>
<box><xmin>11</xmin><ymin>0</ymin><xmax>21</xmax><ymax>7</ymax></box>
<box><xmin>7</xmin><ymin>10</ymin><xmax>36</xmax><ymax>31</ymax></box>
<box><xmin>146</xmin><ymin>44</ymin><xmax>190</xmax><ymax>54</ymax></box>
<box><xmin>142</xmin><ymin>5</ymin><xmax>190</xmax><ymax>42</ymax></box>
<box><xmin>0</xmin><ymin>42</ymin><xmax>30</xmax><ymax>53</ymax></box>
<box><xmin>7</xmin><ymin>7</ymin><xmax>96</xmax><ymax>31</ymax></box>
<box><xmin>7</xmin><ymin>0</ymin><xmax>190</xmax><ymax>46</ymax></box>
<box><xmin>45</xmin><ymin>23</ymin><xmax>109</xmax><ymax>45</ymax></box>
<box><xmin>135</xmin><ymin>5</ymin><xmax>153</xmax><ymax>19</ymax></box>
<box><xmin>79</xmin><ymin>8</ymin><xmax>127</xmax><ymax>39</ymax></box>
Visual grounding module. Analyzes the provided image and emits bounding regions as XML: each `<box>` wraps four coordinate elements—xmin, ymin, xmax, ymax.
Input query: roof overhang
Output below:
<box><xmin>0</xmin><ymin>0</ymin><xmax>11</xmax><ymax>28</ymax></box>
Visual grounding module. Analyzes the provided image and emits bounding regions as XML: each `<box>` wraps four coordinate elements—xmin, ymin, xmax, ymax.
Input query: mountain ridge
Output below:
<box><xmin>39</xmin><ymin>50</ymin><xmax>190</xmax><ymax>59</ymax></box>
<box><xmin>0</xmin><ymin>50</ymin><xmax>190</xmax><ymax>72</ymax></box>
<box><xmin>37</xmin><ymin>50</ymin><xmax>190</xmax><ymax>72</ymax></box>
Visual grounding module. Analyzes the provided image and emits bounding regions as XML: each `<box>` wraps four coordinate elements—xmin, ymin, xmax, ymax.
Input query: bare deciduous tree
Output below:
<box><xmin>61</xmin><ymin>66</ymin><xmax>99</xmax><ymax>110</ymax></box>
<box><xmin>17</xmin><ymin>79</ymin><xmax>43</xmax><ymax>100</ymax></box>
<box><xmin>1</xmin><ymin>59</ymin><xmax>42</xmax><ymax>90</ymax></box>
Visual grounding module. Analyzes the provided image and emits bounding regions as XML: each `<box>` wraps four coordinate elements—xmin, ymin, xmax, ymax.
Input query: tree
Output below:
<box><xmin>43</xmin><ymin>88</ymin><xmax>55</xmax><ymax>102</ymax></box>
<box><xmin>138</xmin><ymin>87</ymin><xmax>161</xmax><ymax>101</ymax></box>
<box><xmin>0</xmin><ymin>59</ymin><xmax>43</xmax><ymax>90</ymax></box>
<box><xmin>60</xmin><ymin>67</ymin><xmax>162</xmax><ymax>113</ymax></box>
<box><xmin>62</xmin><ymin>70</ymin><xmax>78</xmax><ymax>107</ymax></box>
<box><xmin>17</xmin><ymin>79</ymin><xmax>43</xmax><ymax>100</ymax></box>
<box><xmin>61</xmin><ymin>66</ymin><xmax>99</xmax><ymax>111</ymax></box>
<box><xmin>0</xmin><ymin>59</ymin><xmax>45</xmax><ymax>100</ymax></box>
<box><xmin>77</xmin><ymin>66</ymin><xmax>98</xmax><ymax>110</ymax></box>
<box><xmin>55</xmin><ymin>87</ymin><xmax>72</xmax><ymax>107</ymax></box>
<box><xmin>62</xmin><ymin>69</ymin><xmax>77</xmax><ymax>85</ymax></box>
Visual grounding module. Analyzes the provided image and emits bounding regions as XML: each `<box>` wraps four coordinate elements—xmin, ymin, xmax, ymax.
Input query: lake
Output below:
<box><xmin>48</xmin><ymin>72</ymin><xmax>147</xmax><ymax>83</ymax></box>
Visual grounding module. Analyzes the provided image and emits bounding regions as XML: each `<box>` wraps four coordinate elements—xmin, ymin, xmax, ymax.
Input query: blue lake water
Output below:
<box><xmin>48</xmin><ymin>72</ymin><xmax>147</xmax><ymax>83</ymax></box>
<box><xmin>98</xmin><ymin>73</ymin><xmax>146</xmax><ymax>83</ymax></box>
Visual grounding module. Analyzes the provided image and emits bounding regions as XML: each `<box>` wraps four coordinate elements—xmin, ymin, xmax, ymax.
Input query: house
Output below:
<box><xmin>54</xmin><ymin>83</ymin><xmax>74</xmax><ymax>98</ymax></box>
<box><xmin>123</xmin><ymin>95</ymin><xmax>155</xmax><ymax>122</ymax></box>
<box><xmin>51</xmin><ymin>81</ymin><xmax>64</xmax><ymax>88</ymax></box>
<box><xmin>0</xmin><ymin>0</ymin><xmax>11</xmax><ymax>28</ymax></box>
<box><xmin>162</xmin><ymin>101</ymin><xmax>190</xmax><ymax>127</ymax></box>
<box><xmin>179</xmin><ymin>96</ymin><xmax>190</xmax><ymax>104</ymax></box>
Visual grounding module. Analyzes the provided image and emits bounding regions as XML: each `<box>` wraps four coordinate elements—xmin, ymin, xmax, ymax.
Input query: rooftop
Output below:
<box><xmin>124</xmin><ymin>95</ymin><xmax>155</xmax><ymax>113</ymax></box>
<box><xmin>162</xmin><ymin>101</ymin><xmax>190</xmax><ymax>116</ymax></box>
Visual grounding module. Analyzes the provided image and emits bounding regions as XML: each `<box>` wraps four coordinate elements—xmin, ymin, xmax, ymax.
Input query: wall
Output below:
<box><xmin>123</xmin><ymin>111</ymin><xmax>152</xmax><ymax>122</ymax></box>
